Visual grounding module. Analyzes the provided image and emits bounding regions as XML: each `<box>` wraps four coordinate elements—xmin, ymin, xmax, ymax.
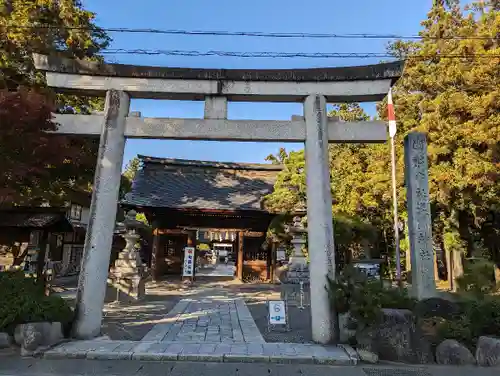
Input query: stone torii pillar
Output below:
<box><xmin>73</xmin><ymin>90</ymin><xmax>129</xmax><ymax>339</ymax></box>
<box><xmin>304</xmin><ymin>95</ymin><xmax>336</xmax><ymax>344</ymax></box>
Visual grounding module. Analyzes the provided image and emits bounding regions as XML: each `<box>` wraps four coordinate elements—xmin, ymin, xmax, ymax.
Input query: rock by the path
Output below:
<box><xmin>16</xmin><ymin>322</ymin><xmax>64</xmax><ymax>354</ymax></box>
<box><xmin>0</xmin><ymin>332</ymin><xmax>12</xmax><ymax>348</ymax></box>
<box><xmin>339</xmin><ymin>312</ymin><xmax>355</xmax><ymax>343</ymax></box>
<box><xmin>357</xmin><ymin>348</ymin><xmax>379</xmax><ymax>364</ymax></box>
<box><xmin>21</xmin><ymin>324</ymin><xmax>44</xmax><ymax>351</ymax></box>
<box><xmin>436</xmin><ymin>339</ymin><xmax>475</xmax><ymax>365</ymax></box>
<box><xmin>476</xmin><ymin>336</ymin><xmax>500</xmax><ymax>367</ymax></box>
<box><xmin>356</xmin><ymin>309</ymin><xmax>414</xmax><ymax>363</ymax></box>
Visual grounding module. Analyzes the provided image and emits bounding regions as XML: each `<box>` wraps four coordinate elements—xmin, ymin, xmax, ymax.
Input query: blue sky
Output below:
<box><xmin>81</xmin><ymin>0</ymin><xmax>433</xmax><ymax>168</ymax></box>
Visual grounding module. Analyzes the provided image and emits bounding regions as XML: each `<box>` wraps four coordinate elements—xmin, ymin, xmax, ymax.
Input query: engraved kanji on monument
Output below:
<box><xmin>404</xmin><ymin>132</ymin><xmax>436</xmax><ymax>299</ymax></box>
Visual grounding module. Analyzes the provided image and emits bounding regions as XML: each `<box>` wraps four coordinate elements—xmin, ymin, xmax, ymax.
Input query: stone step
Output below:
<box><xmin>42</xmin><ymin>340</ymin><xmax>356</xmax><ymax>365</ymax></box>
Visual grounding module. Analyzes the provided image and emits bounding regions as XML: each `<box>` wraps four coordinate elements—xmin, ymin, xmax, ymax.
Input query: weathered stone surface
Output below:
<box><xmin>410</xmin><ymin>317</ymin><xmax>436</xmax><ymax>364</ymax></box>
<box><xmin>404</xmin><ymin>132</ymin><xmax>436</xmax><ymax>300</ymax></box>
<box><xmin>356</xmin><ymin>348</ymin><xmax>378</xmax><ymax>364</ymax></box>
<box><xmin>0</xmin><ymin>332</ymin><xmax>12</xmax><ymax>348</ymax></box>
<box><xmin>476</xmin><ymin>336</ymin><xmax>500</xmax><ymax>367</ymax></box>
<box><xmin>43</xmin><ymin>340</ymin><xmax>355</xmax><ymax>365</ymax></box>
<box><xmin>22</xmin><ymin>323</ymin><xmax>44</xmax><ymax>351</ymax></box>
<box><xmin>436</xmin><ymin>339</ymin><xmax>475</xmax><ymax>365</ymax></box>
<box><xmin>339</xmin><ymin>312</ymin><xmax>355</xmax><ymax>344</ymax></box>
<box><xmin>304</xmin><ymin>94</ymin><xmax>335</xmax><ymax>344</ymax></box>
<box><xmin>17</xmin><ymin>322</ymin><xmax>64</xmax><ymax>353</ymax></box>
<box><xmin>356</xmin><ymin>309</ymin><xmax>414</xmax><ymax>363</ymax></box>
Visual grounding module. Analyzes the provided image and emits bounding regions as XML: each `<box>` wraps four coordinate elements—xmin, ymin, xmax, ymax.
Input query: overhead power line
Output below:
<box><xmin>5</xmin><ymin>24</ymin><xmax>499</xmax><ymax>41</ymax></box>
<box><xmin>100</xmin><ymin>48</ymin><xmax>500</xmax><ymax>59</ymax></box>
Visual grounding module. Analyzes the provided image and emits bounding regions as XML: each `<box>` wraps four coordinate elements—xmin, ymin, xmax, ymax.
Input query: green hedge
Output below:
<box><xmin>326</xmin><ymin>265</ymin><xmax>416</xmax><ymax>330</ymax></box>
<box><xmin>0</xmin><ymin>271</ymin><xmax>74</xmax><ymax>335</ymax></box>
<box><xmin>437</xmin><ymin>296</ymin><xmax>500</xmax><ymax>351</ymax></box>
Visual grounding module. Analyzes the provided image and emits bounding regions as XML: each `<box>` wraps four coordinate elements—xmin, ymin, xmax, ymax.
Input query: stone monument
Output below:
<box><xmin>280</xmin><ymin>216</ymin><xmax>310</xmax><ymax>308</ymax></box>
<box><xmin>109</xmin><ymin>210</ymin><xmax>147</xmax><ymax>302</ymax></box>
<box><xmin>404</xmin><ymin>132</ymin><xmax>436</xmax><ymax>300</ymax></box>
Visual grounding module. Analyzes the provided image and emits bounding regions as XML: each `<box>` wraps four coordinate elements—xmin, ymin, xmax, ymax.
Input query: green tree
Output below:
<box><xmin>264</xmin><ymin>104</ymin><xmax>383</xmax><ymax>264</ymax></box>
<box><xmin>266</xmin><ymin>1</ymin><xmax>500</xmax><ymax>283</ymax></box>
<box><xmin>120</xmin><ymin>157</ymin><xmax>148</xmax><ymax>225</ymax></box>
<box><xmin>0</xmin><ymin>0</ymin><xmax>110</xmax><ymax>205</ymax></box>
<box><xmin>120</xmin><ymin>157</ymin><xmax>142</xmax><ymax>198</ymax></box>
<box><xmin>386</xmin><ymin>0</ymin><xmax>500</xmax><ymax>286</ymax></box>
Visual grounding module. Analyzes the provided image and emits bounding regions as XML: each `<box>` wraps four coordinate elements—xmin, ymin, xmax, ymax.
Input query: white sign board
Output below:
<box><xmin>268</xmin><ymin>300</ymin><xmax>286</xmax><ymax>325</ymax></box>
<box><xmin>183</xmin><ymin>247</ymin><xmax>195</xmax><ymax>277</ymax></box>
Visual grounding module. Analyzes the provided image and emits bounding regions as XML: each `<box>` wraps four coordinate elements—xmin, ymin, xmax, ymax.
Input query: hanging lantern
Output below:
<box><xmin>230</xmin><ymin>232</ymin><xmax>236</xmax><ymax>242</ymax></box>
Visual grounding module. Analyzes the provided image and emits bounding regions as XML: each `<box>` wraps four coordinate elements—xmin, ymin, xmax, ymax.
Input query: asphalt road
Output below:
<box><xmin>0</xmin><ymin>358</ymin><xmax>361</xmax><ymax>376</ymax></box>
<box><xmin>0</xmin><ymin>358</ymin><xmax>498</xmax><ymax>376</ymax></box>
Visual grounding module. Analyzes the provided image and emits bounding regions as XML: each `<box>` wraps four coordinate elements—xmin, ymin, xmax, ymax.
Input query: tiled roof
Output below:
<box><xmin>0</xmin><ymin>208</ymin><xmax>73</xmax><ymax>231</ymax></box>
<box><xmin>122</xmin><ymin>156</ymin><xmax>283</xmax><ymax>212</ymax></box>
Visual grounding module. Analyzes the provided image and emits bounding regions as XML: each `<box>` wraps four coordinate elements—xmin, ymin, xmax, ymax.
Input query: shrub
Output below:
<box><xmin>437</xmin><ymin>296</ymin><xmax>500</xmax><ymax>351</ymax></box>
<box><xmin>326</xmin><ymin>265</ymin><xmax>416</xmax><ymax>330</ymax></box>
<box><xmin>456</xmin><ymin>259</ymin><xmax>498</xmax><ymax>298</ymax></box>
<box><xmin>437</xmin><ymin>315</ymin><xmax>473</xmax><ymax>348</ymax></box>
<box><xmin>0</xmin><ymin>270</ymin><xmax>74</xmax><ymax>335</ymax></box>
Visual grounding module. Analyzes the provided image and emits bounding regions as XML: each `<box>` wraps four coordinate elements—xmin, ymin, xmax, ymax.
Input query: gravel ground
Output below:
<box><xmin>246</xmin><ymin>300</ymin><xmax>313</xmax><ymax>343</ymax></box>
<box><xmin>51</xmin><ymin>277</ymin><xmax>283</xmax><ymax>341</ymax></box>
<box><xmin>51</xmin><ymin>277</ymin><xmax>181</xmax><ymax>341</ymax></box>
<box><xmin>101</xmin><ymin>297</ymin><xmax>180</xmax><ymax>340</ymax></box>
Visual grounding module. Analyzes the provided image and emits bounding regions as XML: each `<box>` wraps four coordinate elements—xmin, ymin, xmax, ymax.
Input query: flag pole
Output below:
<box><xmin>388</xmin><ymin>88</ymin><xmax>401</xmax><ymax>285</ymax></box>
<box><xmin>390</xmin><ymin>134</ymin><xmax>401</xmax><ymax>284</ymax></box>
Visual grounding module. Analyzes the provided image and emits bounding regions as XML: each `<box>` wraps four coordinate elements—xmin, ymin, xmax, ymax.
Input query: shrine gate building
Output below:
<box><xmin>121</xmin><ymin>155</ymin><xmax>282</xmax><ymax>281</ymax></box>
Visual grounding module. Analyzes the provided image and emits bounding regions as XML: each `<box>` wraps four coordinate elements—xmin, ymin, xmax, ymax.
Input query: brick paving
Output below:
<box><xmin>141</xmin><ymin>298</ymin><xmax>264</xmax><ymax>344</ymax></box>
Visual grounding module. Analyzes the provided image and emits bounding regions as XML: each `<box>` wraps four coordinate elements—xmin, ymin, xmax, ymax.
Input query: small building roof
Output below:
<box><xmin>0</xmin><ymin>207</ymin><xmax>74</xmax><ymax>232</ymax></box>
<box><xmin>122</xmin><ymin>156</ymin><xmax>283</xmax><ymax>212</ymax></box>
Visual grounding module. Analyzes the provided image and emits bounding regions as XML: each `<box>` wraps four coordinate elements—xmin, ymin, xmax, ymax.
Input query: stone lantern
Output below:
<box><xmin>286</xmin><ymin>216</ymin><xmax>308</xmax><ymax>269</ymax></box>
<box><xmin>109</xmin><ymin>210</ymin><xmax>147</xmax><ymax>302</ymax></box>
<box><xmin>279</xmin><ymin>214</ymin><xmax>310</xmax><ymax>308</ymax></box>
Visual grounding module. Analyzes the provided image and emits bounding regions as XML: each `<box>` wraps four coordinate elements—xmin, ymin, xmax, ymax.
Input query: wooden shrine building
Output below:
<box><xmin>121</xmin><ymin>156</ymin><xmax>282</xmax><ymax>281</ymax></box>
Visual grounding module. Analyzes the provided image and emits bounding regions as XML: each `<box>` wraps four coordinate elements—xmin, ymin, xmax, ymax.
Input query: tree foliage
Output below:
<box><xmin>120</xmin><ymin>157</ymin><xmax>141</xmax><ymax>198</ymax></box>
<box><xmin>265</xmin><ymin>1</ymin><xmax>500</xmax><ymax>277</ymax></box>
<box><xmin>264</xmin><ymin>104</ymin><xmax>382</xmax><ymax>261</ymax></box>
<box><xmin>0</xmin><ymin>0</ymin><xmax>110</xmax><ymax>205</ymax></box>
<box><xmin>388</xmin><ymin>0</ymin><xmax>500</xmax><ymax>279</ymax></box>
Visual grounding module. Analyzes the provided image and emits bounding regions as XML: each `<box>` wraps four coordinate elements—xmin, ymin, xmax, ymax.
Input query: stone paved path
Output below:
<box><xmin>142</xmin><ymin>298</ymin><xmax>264</xmax><ymax>343</ymax></box>
<box><xmin>43</xmin><ymin>283</ymin><xmax>356</xmax><ymax>365</ymax></box>
<box><xmin>43</xmin><ymin>339</ymin><xmax>355</xmax><ymax>364</ymax></box>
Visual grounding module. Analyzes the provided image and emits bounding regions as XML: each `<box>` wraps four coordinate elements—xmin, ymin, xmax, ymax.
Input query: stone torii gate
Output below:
<box><xmin>33</xmin><ymin>54</ymin><xmax>403</xmax><ymax>343</ymax></box>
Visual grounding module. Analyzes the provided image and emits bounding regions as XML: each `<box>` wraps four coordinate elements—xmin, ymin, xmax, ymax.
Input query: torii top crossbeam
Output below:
<box><xmin>33</xmin><ymin>54</ymin><xmax>403</xmax><ymax>102</ymax></box>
